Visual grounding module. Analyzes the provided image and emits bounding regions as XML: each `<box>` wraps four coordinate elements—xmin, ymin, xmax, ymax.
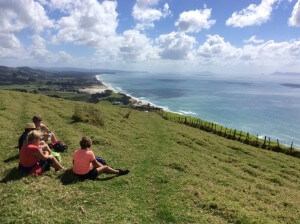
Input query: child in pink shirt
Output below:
<box><xmin>73</xmin><ymin>136</ymin><xmax>129</xmax><ymax>180</ymax></box>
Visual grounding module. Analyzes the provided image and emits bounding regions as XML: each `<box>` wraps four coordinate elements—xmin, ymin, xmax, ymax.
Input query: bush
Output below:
<box><xmin>88</xmin><ymin>107</ymin><xmax>104</xmax><ymax>127</ymax></box>
<box><xmin>71</xmin><ymin>107</ymin><xmax>86</xmax><ymax>123</ymax></box>
<box><xmin>123</xmin><ymin>111</ymin><xmax>131</xmax><ymax>119</ymax></box>
<box><xmin>71</xmin><ymin>106</ymin><xmax>104</xmax><ymax>127</ymax></box>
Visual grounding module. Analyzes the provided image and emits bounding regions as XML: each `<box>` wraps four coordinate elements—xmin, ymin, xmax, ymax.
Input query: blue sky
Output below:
<box><xmin>0</xmin><ymin>0</ymin><xmax>300</xmax><ymax>74</ymax></box>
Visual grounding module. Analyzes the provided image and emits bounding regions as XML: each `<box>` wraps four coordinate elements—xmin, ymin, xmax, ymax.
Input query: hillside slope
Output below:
<box><xmin>0</xmin><ymin>90</ymin><xmax>299</xmax><ymax>224</ymax></box>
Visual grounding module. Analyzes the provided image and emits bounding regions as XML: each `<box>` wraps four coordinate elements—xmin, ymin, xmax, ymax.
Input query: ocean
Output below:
<box><xmin>97</xmin><ymin>73</ymin><xmax>300</xmax><ymax>147</ymax></box>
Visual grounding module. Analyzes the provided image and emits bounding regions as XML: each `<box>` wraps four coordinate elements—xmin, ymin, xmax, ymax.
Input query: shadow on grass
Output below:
<box><xmin>60</xmin><ymin>169</ymin><xmax>80</xmax><ymax>185</ymax></box>
<box><xmin>3</xmin><ymin>154</ymin><xmax>19</xmax><ymax>163</ymax></box>
<box><xmin>60</xmin><ymin>169</ymin><xmax>117</xmax><ymax>185</ymax></box>
<box><xmin>0</xmin><ymin>167</ymin><xmax>28</xmax><ymax>183</ymax></box>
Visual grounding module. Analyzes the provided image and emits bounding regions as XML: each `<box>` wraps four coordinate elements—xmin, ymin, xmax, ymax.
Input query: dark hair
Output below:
<box><xmin>33</xmin><ymin>115</ymin><xmax>42</xmax><ymax>123</ymax></box>
<box><xmin>80</xmin><ymin>136</ymin><xmax>92</xmax><ymax>149</ymax></box>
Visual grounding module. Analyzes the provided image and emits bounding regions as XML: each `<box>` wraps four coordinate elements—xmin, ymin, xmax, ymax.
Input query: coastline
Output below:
<box><xmin>87</xmin><ymin>74</ymin><xmax>163</xmax><ymax>111</ymax></box>
<box><xmin>93</xmin><ymin>74</ymin><xmax>299</xmax><ymax>148</ymax></box>
<box><xmin>94</xmin><ymin>75</ymin><xmax>203</xmax><ymax>116</ymax></box>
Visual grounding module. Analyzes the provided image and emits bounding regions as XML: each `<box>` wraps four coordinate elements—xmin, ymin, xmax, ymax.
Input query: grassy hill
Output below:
<box><xmin>0</xmin><ymin>89</ymin><xmax>299</xmax><ymax>224</ymax></box>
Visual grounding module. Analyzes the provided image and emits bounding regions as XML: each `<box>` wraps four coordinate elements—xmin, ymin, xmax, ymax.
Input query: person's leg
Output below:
<box><xmin>51</xmin><ymin>132</ymin><xmax>57</xmax><ymax>142</ymax></box>
<box><xmin>48</xmin><ymin>155</ymin><xmax>64</xmax><ymax>171</ymax></box>
<box><xmin>96</xmin><ymin>165</ymin><xmax>119</xmax><ymax>175</ymax></box>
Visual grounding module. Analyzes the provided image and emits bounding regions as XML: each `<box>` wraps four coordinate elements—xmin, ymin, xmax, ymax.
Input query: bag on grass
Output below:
<box><xmin>96</xmin><ymin>156</ymin><xmax>107</xmax><ymax>165</ymax></box>
<box><xmin>49</xmin><ymin>141</ymin><xmax>68</xmax><ymax>152</ymax></box>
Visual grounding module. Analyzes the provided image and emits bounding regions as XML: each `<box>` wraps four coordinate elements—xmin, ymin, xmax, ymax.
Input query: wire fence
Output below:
<box><xmin>156</xmin><ymin>110</ymin><xmax>300</xmax><ymax>158</ymax></box>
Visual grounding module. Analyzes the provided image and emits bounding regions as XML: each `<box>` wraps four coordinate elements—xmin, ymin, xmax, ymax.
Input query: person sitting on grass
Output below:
<box><xmin>73</xmin><ymin>136</ymin><xmax>129</xmax><ymax>180</ymax></box>
<box><xmin>32</xmin><ymin>115</ymin><xmax>57</xmax><ymax>143</ymax></box>
<box><xmin>19</xmin><ymin>130</ymin><xmax>64</xmax><ymax>175</ymax></box>
<box><xmin>18</xmin><ymin>123</ymin><xmax>36</xmax><ymax>151</ymax></box>
<box><xmin>18</xmin><ymin>123</ymin><xmax>52</xmax><ymax>153</ymax></box>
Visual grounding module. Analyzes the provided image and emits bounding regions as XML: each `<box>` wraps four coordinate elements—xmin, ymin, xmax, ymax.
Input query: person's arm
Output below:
<box><xmin>41</xmin><ymin>124</ymin><xmax>51</xmax><ymax>134</ymax></box>
<box><xmin>92</xmin><ymin>159</ymin><xmax>103</xmax><ymax>168</ymax></box>
<box><xmin>39</xmin><ymin>141</ymin><xmax>52</xmax><ymax>152</ymax></box>
<box><xmin>90</xmin><ymin>151</ymin><xmax>102</xmax><ymax>168</ymax></box>
<box><xmin>34</xmin><ymin>147</ymin><xmax>50</xmax><ymax>161</ymax></box>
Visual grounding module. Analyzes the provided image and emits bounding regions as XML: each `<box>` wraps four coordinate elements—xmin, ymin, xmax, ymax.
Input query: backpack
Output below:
<box><xmin>96</xmin><ymin>156</ymin><xmax>107</xmax><ymax>165</ymax></box>
<box><xmin>49</xmin><ymin>141</ymin><xmax>68</xmax><ymax>152</ymax></box>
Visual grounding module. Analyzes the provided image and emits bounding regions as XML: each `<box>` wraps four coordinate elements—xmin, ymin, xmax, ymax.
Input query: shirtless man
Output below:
<box><xmin>32</xmin><ymin>115</ymin><xmax>57</xmax><ymax>143</ymax></box>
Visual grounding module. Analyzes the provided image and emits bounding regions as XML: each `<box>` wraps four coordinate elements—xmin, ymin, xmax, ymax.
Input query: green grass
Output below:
<box><xmin>159</xmin><ymin>111</ymin><xmax>299</xmax><ymax>157</ymax></box>
<box><xmin>0</xmin><ymin>90</ymin><xmax>299</xmax><ymax>224</ymax></box>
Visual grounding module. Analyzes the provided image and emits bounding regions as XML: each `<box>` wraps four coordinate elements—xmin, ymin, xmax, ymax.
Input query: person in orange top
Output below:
<box><xmin>19</xmin><ymin>130</ymin><xmax>64</xmax><ymax>175</ymax></box>
<box><xmin>73</xmin><ymin>136</ymin><xmax>129</xmax><ymax>180</ymax></box>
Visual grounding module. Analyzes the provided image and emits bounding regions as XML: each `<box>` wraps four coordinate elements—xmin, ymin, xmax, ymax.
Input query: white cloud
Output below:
<box><xmin>155</xmin><ymin>32</ymin><xmax>197</xmax><ymax>60</ymax></box>
<box><xmin>0</xmin><ymin>33</ymin><xmax>21</xmax><ymax>50</ymax></box>
<box><xmin>118</xmin><ymin>30</ymin><xmax>159</xmax><ymax>62</ymax></box>
<box><xmin>195</xmin><ymin>34</ymin><xmax>300</xmax><ymax>73</ymax></box>
<box><xmin>0</xmin><ymin>33</ymin><xmax>24</xmax><ymax>62</ymax></box>
<box><xmin>175</xmin><ymin>8</ymin><xmax>215</xmax><ymax>33</ymax></box>
<box><xmin>29</xmin><ymin>35</ymin><xmax>51</xmax><ymax>60</ymax></box>
<box><xmin>52</xmin><ymin>0</ymin><xmax>118</xmax><ymax>49</ymax></box>
<box><xmin>132</xmin><ymin>0</ymin><xmax>170</xmax><ymax>30</ymax></box>
<box><xmin>0</xmin><ymin>0</ymin><xmax>53</xmax><ymax>33</ymax></box>
<box><xmin>289</xmin><ymin>0</ymin><xmax>300</xmax><ymax>27</ymax></box>
<box><xmin>243</xmin><ymin>35</ymin><xmax>265</xmax><ymax>44</ymax></box>
<box><xmin>226</xmin><ymin>0</ymin><xmax>278</xmax><ymax>27</ymax></box>
<box><xmin>197</xmin><ymin>35</ymin><xmax>239</xmax><ymax>61</ymax></box>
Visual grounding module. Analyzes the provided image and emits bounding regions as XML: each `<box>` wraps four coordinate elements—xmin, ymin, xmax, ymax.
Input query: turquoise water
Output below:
<box><xmin>97</xmin><ymin>73</ymin><xmax>300</xmax><ymax>147</ymax></box>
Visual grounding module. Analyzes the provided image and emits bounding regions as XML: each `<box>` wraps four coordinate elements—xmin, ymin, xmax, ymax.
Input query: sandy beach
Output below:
<box><xmin>78</xmin><ymin>84</ymin><xmax>109</xmax><ymax>94</ymax></box>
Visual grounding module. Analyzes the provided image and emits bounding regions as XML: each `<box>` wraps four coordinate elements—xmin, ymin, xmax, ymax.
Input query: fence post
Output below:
<box><xmin>255</xmin><ymin>134</ymin><xmax>258</xmax><ymax>145</ymax></box>
<box><xmin>233</xmin><ymin>129</ymin><xmax>236</xmax><ymax>139</ymax></box>
<box><xmin>268</xmin><ymin>137</ymin><xmax>271</xmax><ymax>146</ymax></box>
<box><xmin>277</xmin><ymin>139</ymin><xmax>280</xmax><ymax>148</ymax></box>
<box><xmin>263</xmin><ymin>136</ymin><xmax>266</xmax><ymax>148</ymax></box>
<box><xmin>290</xmin><ymin>142</ymin><xmax>293</xmax><ymax>150</ymax></box>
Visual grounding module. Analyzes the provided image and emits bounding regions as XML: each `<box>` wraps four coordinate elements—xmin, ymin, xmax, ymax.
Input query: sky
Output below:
<box><xmin>0</xmin><ymin>0</ymin><xmax>300</xmax><ymax>74</ymax></box>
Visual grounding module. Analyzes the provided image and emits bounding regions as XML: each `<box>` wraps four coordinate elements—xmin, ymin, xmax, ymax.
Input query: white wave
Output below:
<box><xmin>178</xmin><ymin>110</ymin><xmax>198</xmax><ymax>115</ymax></box>
<box><xmin>115</xmin><ymin>86</ymin><xmax>124</xmax><ymax>92</ymax></box>
<box><xmin>95</xmin><ymin>75</ymin><xmax>170</xmax><ymax>110</ymax></box>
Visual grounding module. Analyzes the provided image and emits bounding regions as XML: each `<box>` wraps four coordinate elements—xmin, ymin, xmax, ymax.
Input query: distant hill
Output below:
<box><xmin>0</xmin><ymin>66</ymin><xmax>52</xmax><ymax>85</ymax></box>
<box><xmin>35</xmin><ymin>67</ymin><xmax>148</xmax><ymax>74</ymax></box>
<box><xmin>269</xmin><ymin>71</ymin><xmax>300</xmax><ymax>76</ymax></box>
<box><xmin>0</xmin><ymin>65</ymin><xmax>101</xmax><ymax>86</ymax></box>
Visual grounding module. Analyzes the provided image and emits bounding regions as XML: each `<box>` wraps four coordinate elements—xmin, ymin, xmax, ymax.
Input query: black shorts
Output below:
<box><xmin>75</xmin><ymin>168</ymin><xmax>98</xmax><ymax>180</ymax></box>
<box><xmin>39</xmin><ymin>159</ymin><xmax>51</xmax><ymax>172</ymax></box>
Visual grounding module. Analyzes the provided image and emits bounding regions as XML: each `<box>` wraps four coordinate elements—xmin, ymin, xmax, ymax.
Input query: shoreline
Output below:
<box><xmin>92</xmin><ymin>75</ymin><xmax>298</xmax><ymax>148</ymax></box>
<box><xmin>84</xmin><ymin>75</ymin><xmax>163</xmax><ymax>111</ymax></box>
<box><xmin>94</xmin><ymin>76</ymin><xmax>201</xmax><ymax>116</ymax></box>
